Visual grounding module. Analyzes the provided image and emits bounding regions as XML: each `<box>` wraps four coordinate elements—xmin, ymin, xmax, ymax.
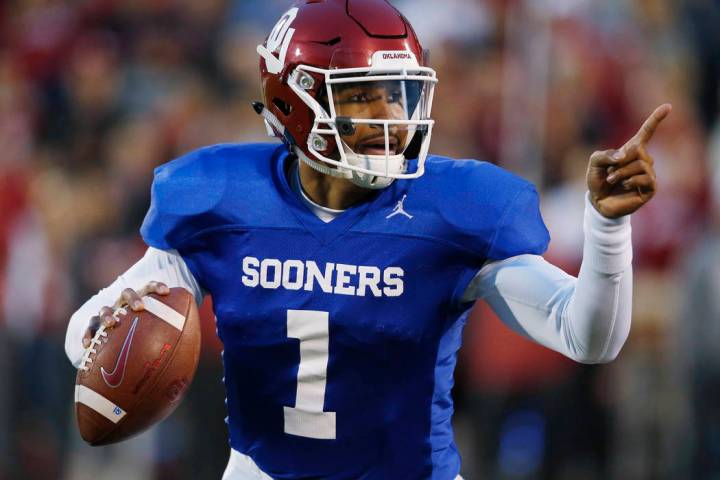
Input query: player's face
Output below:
<box><xmin>332</xmin><ymin>80</ymin><xmax>416</xmax><ymax>156</ymax></box>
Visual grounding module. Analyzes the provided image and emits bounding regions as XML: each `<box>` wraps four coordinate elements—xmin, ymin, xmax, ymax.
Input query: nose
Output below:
<box><xmin>368</xmin><ymin>97</ymin><xmax>403</xmax><ymax>138</ymax></box>
<box><xmin>369</xmin><ymin>93</ymin><xmax>403</xmax><ymax>121</ymax></box>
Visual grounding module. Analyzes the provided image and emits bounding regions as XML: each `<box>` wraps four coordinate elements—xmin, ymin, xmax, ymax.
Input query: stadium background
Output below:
<box><xmin>1</xmin><ymin>0</ymin><xmax>719</xmax><ymax>478</ymax></box>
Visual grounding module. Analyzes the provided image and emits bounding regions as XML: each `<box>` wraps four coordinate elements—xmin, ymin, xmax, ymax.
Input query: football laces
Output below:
<box><xmin>79</xmin><ymin>307</ymin><xmax>128</xmax><ymax>372</ymax></box>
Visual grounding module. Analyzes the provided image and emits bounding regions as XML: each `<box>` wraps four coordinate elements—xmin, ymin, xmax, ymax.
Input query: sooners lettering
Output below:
<box><xmin>242</xmin><ymin>257</ymin><xmax>404</xmax><ymax>298</ymax></box>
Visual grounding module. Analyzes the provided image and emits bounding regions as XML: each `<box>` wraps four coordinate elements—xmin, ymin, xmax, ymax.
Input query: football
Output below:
<box><xmin>74</xmin><ymin>287</ymin><xmax>201</xmax><ymax>446</ymax></box>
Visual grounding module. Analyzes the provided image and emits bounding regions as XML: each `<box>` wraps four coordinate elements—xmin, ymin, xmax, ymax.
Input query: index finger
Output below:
<box><xmin>630</xmin><ymin>103</ymin><xmax>672</xmax><ymax>147</ymax></box>
<box><xmin>114</xmin><ymin>288</ymin><xmax>144</xmax><ymax>311</ymax></box>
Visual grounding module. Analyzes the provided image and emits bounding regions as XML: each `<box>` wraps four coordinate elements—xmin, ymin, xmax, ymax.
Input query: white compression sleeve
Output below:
<box><xmin>64</xmin><ymin>247</ymin><xmax>204</xmax><ymax>369</ymax></box>
<box><xmin>462</xmin><ymin>193</ymin><xmax>632</xmax><ymax>364</ymax></box>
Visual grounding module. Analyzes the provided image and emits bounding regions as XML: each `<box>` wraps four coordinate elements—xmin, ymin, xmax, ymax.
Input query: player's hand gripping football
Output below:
<box><xmin>81</xmin><ymin>281</ymin><xmax>170</xmax><ymax>348</ymax></box>
<box><xmin>586</xmin><ymin>103</ymin><xmax>672</xmax><ymax>219</ymax></box>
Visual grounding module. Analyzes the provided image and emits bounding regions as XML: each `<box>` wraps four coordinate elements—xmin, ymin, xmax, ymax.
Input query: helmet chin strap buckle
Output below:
<box><xmin>335</xmin><ymin>117</ymin><xmax>356</xmax><ymax>137</ymax></box>
<box><xmin>350</xmin><ymin>170</ymin><xmax>394</xmax><ymax>190</ymax></box>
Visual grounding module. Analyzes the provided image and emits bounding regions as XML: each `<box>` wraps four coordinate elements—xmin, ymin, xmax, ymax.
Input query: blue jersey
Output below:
<box><xmin>141</xmin><ymin>143</ymin><xmax>549</xmax><ymax>479</ymax></box>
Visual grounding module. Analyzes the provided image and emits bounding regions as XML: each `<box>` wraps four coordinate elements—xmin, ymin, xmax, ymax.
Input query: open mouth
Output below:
<box><xmin>356</xmin><ymin>136</ymin><xmax>400</xmax><ymax>156</ymax></box>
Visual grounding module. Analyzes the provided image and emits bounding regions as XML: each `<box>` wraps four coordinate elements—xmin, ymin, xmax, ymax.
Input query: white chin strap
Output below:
<box><xmin>294</xmin><ymin>147</ymin><xmax>401</xmax><ymax>190</ymax></box>
<box><xmin>342</xmin><ymin>145</ymin><xmax>405</xmax><ymax>189</ymax></box>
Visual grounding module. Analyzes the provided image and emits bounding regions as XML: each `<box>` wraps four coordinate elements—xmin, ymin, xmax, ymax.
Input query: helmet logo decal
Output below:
<box><xmin>258</xmin><ymin>7</ymin><xmax>299</xmax><ymax>75</ymax></box>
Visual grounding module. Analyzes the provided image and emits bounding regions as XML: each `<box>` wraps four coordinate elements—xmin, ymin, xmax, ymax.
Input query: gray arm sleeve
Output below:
<box><xmin>462</xmin><ymin>193</ymin><xmax>632</xmax><ymax>364</ymax></box>
<box><xmin>64</xmin><ymin>247</ymin><xmax>204</xmax><ymax>368</ymax></box>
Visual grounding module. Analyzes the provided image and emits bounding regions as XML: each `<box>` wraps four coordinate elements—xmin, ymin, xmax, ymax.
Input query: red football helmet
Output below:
<box><xmin>257</xmin><ymin>0</ymin><xmax>437</xmax><ymax>189</ymax></box>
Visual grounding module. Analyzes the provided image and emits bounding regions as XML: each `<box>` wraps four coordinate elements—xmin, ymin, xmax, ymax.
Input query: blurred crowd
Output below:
<box><xmin>1</xmin><ymin>0</ymin><xmax>719</xmax><ymax>479</ymax></box>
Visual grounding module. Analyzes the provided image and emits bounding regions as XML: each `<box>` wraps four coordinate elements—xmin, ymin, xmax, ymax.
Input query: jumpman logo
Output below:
<box><xmin>386</xmin><ymin>194</ymin><xmax>413</xmax><ymax>220</ymax></box>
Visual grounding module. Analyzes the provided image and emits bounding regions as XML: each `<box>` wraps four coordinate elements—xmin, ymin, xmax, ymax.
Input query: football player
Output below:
<box><xmin>65</xmin><ymin>1</ymin><xmax>670</xmax><ymax>478</ymax></box>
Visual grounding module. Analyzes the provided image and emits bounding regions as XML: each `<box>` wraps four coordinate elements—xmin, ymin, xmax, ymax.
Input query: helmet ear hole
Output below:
<box><xmin>272</xmin><ymin>98</ymin><xmax>293</xmax><ymax>117</ymax></box>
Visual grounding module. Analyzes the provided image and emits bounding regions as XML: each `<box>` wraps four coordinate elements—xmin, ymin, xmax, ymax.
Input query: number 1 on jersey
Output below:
<box><xmin>284</xmin><ymin>309</ymin><xmax>336</xmax><ymax>439</ymax></box>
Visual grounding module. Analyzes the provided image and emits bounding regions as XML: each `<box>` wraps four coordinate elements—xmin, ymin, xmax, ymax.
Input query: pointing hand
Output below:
<box><xmin>586</xmin><ymin>104</ymin><xmax>672</xmax><ymax>219</ymax></box>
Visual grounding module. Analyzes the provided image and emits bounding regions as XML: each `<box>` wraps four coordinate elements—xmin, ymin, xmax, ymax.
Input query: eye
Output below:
<box><xmin>338</xmin><ymin>88</ymin><xmax>385</xmax><ymax>105</ymax></box>
<box><xmin>347</xmin><ymin>92</ymin><xmax>370</xmax><ymax>103</ymax></box>
<box><xmin>387</xmin><ymin>90</ymin><xmax>403</xmax><ymax>104</ymax></box>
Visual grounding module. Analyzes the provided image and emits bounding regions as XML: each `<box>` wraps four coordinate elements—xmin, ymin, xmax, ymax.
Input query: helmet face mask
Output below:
<box><xmin>258</xmin><ymin>1</ymin><xmax>437</xmax><ymax>189</ymax></box>
<box><xmin>288</xmin><ymin>54</ymin><xmax>436</xmax><ymax>188</ymax></box>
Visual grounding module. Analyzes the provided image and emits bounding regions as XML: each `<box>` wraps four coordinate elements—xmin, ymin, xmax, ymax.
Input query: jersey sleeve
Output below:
<box><xmin>421</xmin><ymin>157</ymin><xmax>550</xmax><ymax>262</ymax></box>
<box><xmin>486</xmin><ymin>184</ymin><xmax>550</xmax><ymax>260</ymax></box>
<box><xmin>421</xmin><ymin>158</ymin><xmax>551</xmax><ymax>305</ymax></box>
<box><xmin>140</xmin><ymin>145</ymin><xmax>228</xmax><ymax>251</ymax></box>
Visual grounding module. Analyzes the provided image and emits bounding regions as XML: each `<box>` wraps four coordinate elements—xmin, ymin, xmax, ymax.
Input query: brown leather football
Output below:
<box><xmin>74</xmin><ymin>287</ymin><xmax>201</xmax><ymax>446</ymax></box>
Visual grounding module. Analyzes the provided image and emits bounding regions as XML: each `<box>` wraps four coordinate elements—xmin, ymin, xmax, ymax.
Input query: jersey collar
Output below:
<box><xmin>272</xmin><ymin>146</ymin><xmax>393</xmax><ymax>246</ymax></box>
